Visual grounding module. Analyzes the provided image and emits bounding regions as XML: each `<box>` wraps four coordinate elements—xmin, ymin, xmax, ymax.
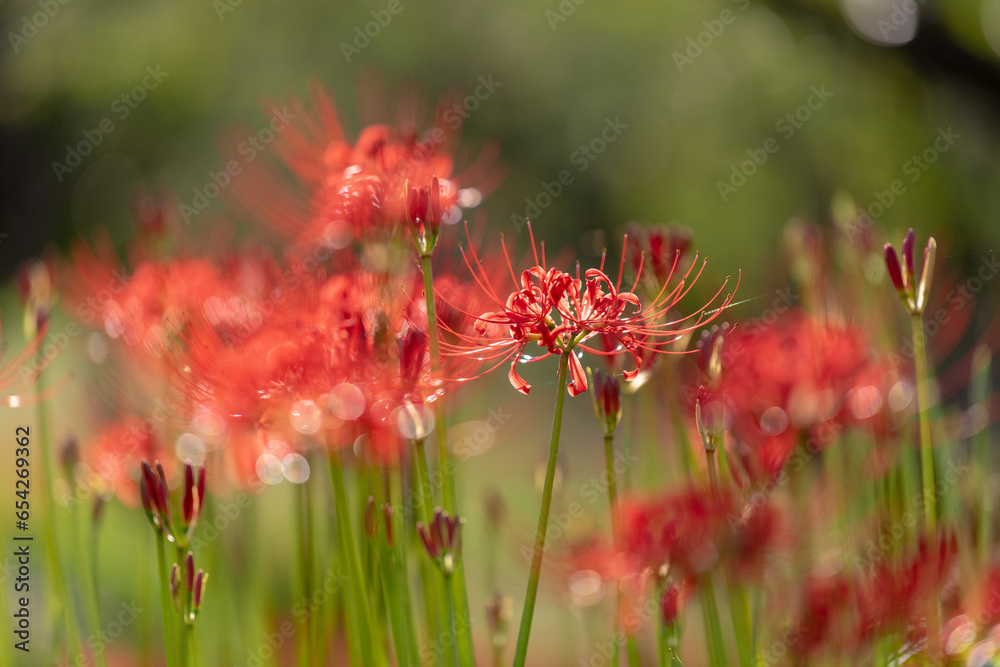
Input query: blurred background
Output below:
<box><xmin>1</xmin><ymin>0</ymin><xmax>1000</xmax><ymax>664</ymax></box>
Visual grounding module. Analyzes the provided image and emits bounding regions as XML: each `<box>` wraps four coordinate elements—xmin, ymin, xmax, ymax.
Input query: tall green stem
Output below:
<box><xmin>910</xmin><ymin>314</ymin><xmax>941</xmax><ymax>658</ymax></box>
<box><xmin>414</xmin><ymin>437</ymin><xmax>453</xmax><ymax>667</ymax></box>
<box><xmin>74</xmin><ymin>501</ymin><xmax>108</xmax><ymax>667</ymax></box>
<box><xmin>420</xmin><ymin>252</ymin><xmax>476</xmax><ymax>667</ymax></box>
<box><xmin>910</xmin><ymin>315</ymin><xmax>935</xmax><ymax>534</ymax></box>
<box><xmin>37</xmin><ymin>397</ymin><xmax>82</xmax><ymax>661</ymax></box>
<box><xmin>329</xmin><ymin>452</ymin><xmax>377</xmax><ymax>667</ymax></box>
<box><xmin>512</xmin><ymin>351</ymin><xmax>571</xmax><ymax>667</ymax></box>
<box><xmin>295</xmin><ymin>479</ymin><xmax>313</xmax><ymax>667</ymax></box>
<box><xmin>156</xmin><ymin>531</ymin><xmax>177</xmax><ymax>667</ymax></box>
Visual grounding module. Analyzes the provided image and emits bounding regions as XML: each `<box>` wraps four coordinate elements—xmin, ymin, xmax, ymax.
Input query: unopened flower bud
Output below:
<box><xmin>587</xmin><ymin>368</ymin><xmax>622</xmax><ymax>437</ymax></box>
<box><xmin>885</xmin><ymin>230</ymin><xmax>937</xmax><ymax>315</ymax></box>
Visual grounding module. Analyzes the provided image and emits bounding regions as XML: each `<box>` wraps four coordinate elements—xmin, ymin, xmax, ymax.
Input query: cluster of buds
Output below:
<box><xmin>140</xmin><ymin>459</ymin><xmax>206</xmax><ymax>547</ymax></box>
<box><xmin>170</xmin><ymin>551</ymin><xmax>209</xmax><ymax>625</ymax></box>
<box><xmin>363</xmin><ymin>495</ymin><xmax>396</xmax><ymax>547</ymax></box>
<box><xmin>587</xmin><ymin>368</ymin><xmax>622</xmax><ymax>437</ymax></box>
<box><xmin>406</xmin><ymin>176</ymin><xmax>444</xmax><ymax>256</ymax></box>
<box><xmin>884</xmin><ymin>228</ymin><xmax>937</xmax><ymax>316</ymax></box>
<box><xmin>417</xmin><ymin>507</ymin><xmax>463</xmax><ymax>574</ymax></box>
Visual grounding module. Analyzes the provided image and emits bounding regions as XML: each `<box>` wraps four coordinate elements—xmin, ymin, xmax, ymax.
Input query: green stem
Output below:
<box><xmin>37</xmin><ymin>397</ymin><xmax>82</xmax><ymax>661</ymax></box>
<box><xmin>413</xmin><ymin>439</ymin><xmax>443</xmax><ymax>666</ymax></box>
<box><xmin>972</xmin><ymin>345</ymin><xmax>992</xmax><ymax>564</ymax></box>
<box><xmin>700</xmin><ymin>574</ymin><xmax>728</xmax><ymax>667</ymax></box>
<box><xmin>74</xmin><ymin>500</ymin><xmax>108</xmax><ymax>667</ymax></box>
<box><xmin>910</xmin><ymin>314</ymin><xmax>935</xmax><ymax>534</ymax></box>
<box><xmin>330</xmin><ymin>452</ymin><xmax>378</xmax><ymax>667</ymax></box>
<box><xmin>512</xmin><ymin>351</ymin><xmax>571</xmax><ymax>667</ymax></box>
<box><xmin>414</xmin><ymin>438</ymin><xmax>452</xmax><ymax>667</ymax></box>
<box><xmin>178</xmin><ymin>615</ymin><xmax>189</xmax><ymax>667</ymax></box>
<box><xmin>156</xmin><ymin>531</ymin><xmax>177</xmax><ymax>667</ymax></box>
<box><xmin>295</xmin><ymin>479</ymin><xmax>313</xmax><ymax>667</ymax></box>
<box><xmin>420</xmin><ymin>252</ymin><xmax>476</xmax><ymax>667</ymax></box>
<box><xmin>603</xmin><ymin>434</ymin><xmax>620</xmax><ymax>536</ymax></box>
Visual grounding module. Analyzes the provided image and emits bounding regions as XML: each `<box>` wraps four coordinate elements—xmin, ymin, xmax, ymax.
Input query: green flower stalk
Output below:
<box><xmin>408</xmin><ymin>176</ymin><xmax>477</xmax><ymax>667</ymax></box>
<box><xmin>884</xmin><ymin>229</ymin><xmax>938</xmax><ymax>533</ymax></box>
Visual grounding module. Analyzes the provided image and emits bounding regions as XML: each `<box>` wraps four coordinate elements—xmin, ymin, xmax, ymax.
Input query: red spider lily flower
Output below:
<box><xmin>439</xmin><ymin>223</ymin><xmax>737</xmax><ymax>397</ymax></box>
<box><xmin>854</xmin><ymin>533</ymin><xmax>958</xmax><ymax>646</ymax></box>
<box><xmin>624</xmin><ymin>221</ymin><xmax>693</xmax><ymax>288</ymax></box>
<box><xmin>228</xmin><ymin>79</ymin><xmax>502</xmax><ymax>249</ymax></box>
<box><xmin>711</xmin><ymin>310</ymin><xmax>887</xmax><ymax>482</ymax></box>
<box><xmin>618</xmin><ymin>483</ymin><xmax>781</xmax><ymax>584</ymax></box>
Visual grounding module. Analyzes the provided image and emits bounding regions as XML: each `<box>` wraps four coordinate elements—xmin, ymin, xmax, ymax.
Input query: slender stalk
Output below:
<box><xmin>512</xmin><ymin>351</ymin><xmax>571</xmax><ymax>667</ymax></box>
<box><xmin>910</xmin><ymin>314</ymin><xmax>941</xmax><ymax>658</ymax></box>
<box><xmin>178</xmin><ymin>614</ymin><xmax>190</xmax><ymax>667</ymax></box>
<box><xmin>700</xmin><ymin>574</ymin><xmax>728</xmax><ymax>667</ymax></box>
<box><xmin>36</xmin><ymin>396</ymin><xmax>82</xmax><ymax>660</ymax></box>
<box><xmin>972</xmin><ymin>346</ymin><xmax>992</xmax><ymax>564</ymax></box>
<box><xmin>74</xmin><ymin>500</ymin><xmax>108</xmax><ymax>667</ymax></box>
<box><xmin>603</xmin><ymin>434</ymin><xmax>620</xmax><ymax>536</ymax></box>
<box><xmin>414</xmin><ymin>438</ymin><xmax>446</xmax><ymax>666</ymax></box>
<box><xmin>390</xmin><ymin>464</ymin><xmax>420</xmax><ymax>664</ymax></box>
<box><xmin>295</xmin><ymin>479</ymin><xmax>313</xmax><ymax>667</ymax></box>
<box><xmin>330</xmin><ymin>452</ymin><xmax>377</xmax><ymax>667</ymax></box>
<box><xmin>910</xmin><ymin>315</ymin><xmax>935</xmax><ymax>534</ymax></box>
<box><xmin>420</xmin><ymin>252</ymin><xmax>476</xmax><ymax>667</ymax></box>
<box><xmin>156</xmin><ymin>531</ymin><xmax>177</xmax><ymax>667</ymax></box>
<box><xmin>604</xmin><ymin>432</ymin><xmax>622</xmax><ymax>667</ymax></box>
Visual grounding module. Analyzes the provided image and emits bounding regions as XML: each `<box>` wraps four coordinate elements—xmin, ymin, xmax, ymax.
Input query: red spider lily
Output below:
<box><xmin>709</xmin><ymin>310</ymin><xmax>887</xmax><ymax>481</ymax></box>
<box><xmin>228</xmin><ymin>79</ymin><xmax>502</xmax><ymax>248</ymax></box>
<box><xmin>854</xmin><ymin>534</ymin><xmax>958</xmax><ymax>645</ymax></box>
<box><xmin>618</xmin><ymin>483</ymin><xmax>781</xmax><ymax>584</ymax></box>
<box><xmin>623</xmin><ymin>221</ymin><xmax>693</xmax><ymax>288</ymax></box>
<box><xmin>177</xmin><ymin>257</ymin><xmax>477</xmax><ymax>465</ymax></box>
<box><xmin>439</xmin><ymin>223</ymin><xmax>737</xmax><ymax>397</ymax></box>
